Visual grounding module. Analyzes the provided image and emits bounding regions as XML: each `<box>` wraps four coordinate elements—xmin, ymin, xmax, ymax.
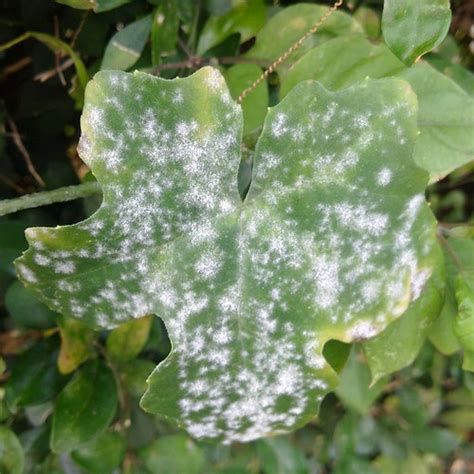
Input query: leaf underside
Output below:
<box><xmin>15</xmin><ymin>67</ymin><xmax>439</xmax><ymax>442</ymax></box>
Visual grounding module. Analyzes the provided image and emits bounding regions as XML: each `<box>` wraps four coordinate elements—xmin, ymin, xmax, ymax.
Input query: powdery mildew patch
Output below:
<box><xmin>16</xmin><ymin>69</ymin><xmax>438</xmax><ymax>443</ymax></box>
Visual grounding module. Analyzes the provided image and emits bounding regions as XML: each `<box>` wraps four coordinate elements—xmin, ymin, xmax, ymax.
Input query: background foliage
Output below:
<box><xmin>0</xmin><ymin>0</ymin><xmax>473</xmax><ymax>472</ymax></box>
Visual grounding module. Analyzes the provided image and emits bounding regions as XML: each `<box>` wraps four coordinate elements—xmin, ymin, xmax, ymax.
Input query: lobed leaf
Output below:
<box><xmin>16</xmin><ymin>67</ymin><xmax>439</xmax><ymax>442</ymax></box>
<box><xmin>282</xmin><ymin>40</ymin><xmax>474</xmax><ymax>183</ymax></box>
<box><xmin>382</xmin><ymin>0</ymin><xmax>451</xmax><ymax>65</ymax></box>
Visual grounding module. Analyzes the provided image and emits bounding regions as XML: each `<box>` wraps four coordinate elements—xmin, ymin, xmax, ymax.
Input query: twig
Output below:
<box><xmin>6</xmin><ymin>114</ymin><xmax>45</xmax><ymax>188</ymax></box>
<box><xmin>34</xmin><ymin>58</ymin><xmax>74</xmax><ymax>83</ymax></box>
<box><xmin>70</xmin><ymin>10</ymin><xmax>90</xmax><ymax>48</ymax></box>
<box><xmin>237</xmin><ymin>0</ymin><xmax>344</xmax><ymax>103</ymax></box>
<box><xmin>0</xmin><ymin>174</ymin><xmax>25</xmax><ymax>194</ymax></box>
<box><xmin>0</xmin><ymin>56</ymin><xmax>32</xmax><ymax>80</ymax></box>
<box><xmin>152</xmin><ymin>56</ymin><xmax>269</xmax><ymax>76</ymax></box>
<box><xmin>0</xmin><ymin>181</ymin><xmax>101</xmax><ymax>217</ymax></box>
<box><xmin>54</xmin><ymin>15</ymin><xmax>67</xmax><ymax>86</ymax></box>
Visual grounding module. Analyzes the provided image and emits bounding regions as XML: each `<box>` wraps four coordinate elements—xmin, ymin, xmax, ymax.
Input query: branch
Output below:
<box><xmin>0</xmin><ymin>181</ymin><xmax>101</xmax><ymax>217</ymax></box>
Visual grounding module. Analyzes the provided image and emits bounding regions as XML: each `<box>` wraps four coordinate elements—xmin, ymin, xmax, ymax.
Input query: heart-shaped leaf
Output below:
<box><xmin>16</xmin><ymin>67</ymin><xmax>439</xmax><ymax>442</ymax></box>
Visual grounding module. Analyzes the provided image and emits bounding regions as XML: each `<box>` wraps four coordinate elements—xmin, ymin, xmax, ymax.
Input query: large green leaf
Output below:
<box><xmin>16</xmin><ymin>68</ymin><xmax>439</xmax><ymax>442</ymax></box>
<box><xmin>382</xmin><ymin>0</ymin><xmax>451</xmax><ymax>65</ymax></box>
<box><xmin>246</xmin><ymin>4</ymin><xmax>362</xmax><ymax>75</ymax></box>
<box><xmin>51</xmin><ymin>360</ymin><xmax>118</xmax><ymax>453</ymax></box>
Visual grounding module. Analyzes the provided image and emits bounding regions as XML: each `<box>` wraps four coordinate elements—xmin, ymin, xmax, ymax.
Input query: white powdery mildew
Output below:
<box><xmin>18</xmin><ymin>75</ymin><xmax>436</xmax><ymax>443</ymax></box>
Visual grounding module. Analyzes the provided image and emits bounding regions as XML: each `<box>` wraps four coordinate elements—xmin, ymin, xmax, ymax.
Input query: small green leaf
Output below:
<box><xmin>56</xmin><ymin>0</ymin><xmax>134</xmax><ymax>12</ymax></box>
<box><xmin>363</xmin><ymin>248</ymin><xmax>445</xmax><ymax>383</ymax></box>
<box><xmin>51</xmin><ymin>360</ymin><xmax>118</xmax><ymax>453</ymax></box>
<box><xmin>335</xmin><ymin>346</ymin><xmax>387</xmax><ymax>414</ymax></box>
<box><xmin>0</xmin><ymin>426</ymin><xmax>24</xmax><ymax>474</ymax></box>
<box><xmin>225</xmin><ymin>63</ymin><xmax>268</xmax><ymax>135</ymax></box>
<box><xmin>151</xmin><ymin>0</ymin><xmax>179</xmax><ymax>66</ymax></box>
<box><xmin>5</xmin><ymin>280</ymin><xmax>57</xmax><ymax>329</ymax></box>
<box><xmin>71</xmin><ymin>431</ymin><xmax>126</xmax><ymax>474</ymax></box>
<box><xmin>399</xmin><ymin>62</ymin><xmax>474</xmax><ymax>183</ymax></box>
<box><xmin>57</xmin><ymin>315</ymin><xmax>95</xmax><ymax>374</ymax></box>
<box><xmin>197</xmin><ymin>0</ymin><xmax>266</xmax><ymax>55</ymax></box>
<box><xmin>382</xmin><ymin>0</ymin><xmax>451</xmax><ymax>65</ymax></box>
<box><xmin>106</xmin><ymin>315</ymin><xmax>153</xmax><ymax>363</ymax></box>
<box><xmin>246</xmin><ymin>4</ymin><xmax>362</xmax><ymax>74</ymax></box>
<box><xmin>5</xmin><ymin>338</ymin><xmax>67</xmax><ymax>410</ymax></box>
<box><xmin>101</xmin><ymin>16</ymin><xmax>152</xmax><ymax>71</ymax></box>
<box><xmin>139</xmin><ymin>434</ymin><xmax>205</xmax><ymax>474</ymax></box>
<box><xmin>119</xmin><ymin>359</ymin><xmax>156</xmax><ymax>398</ymax></box>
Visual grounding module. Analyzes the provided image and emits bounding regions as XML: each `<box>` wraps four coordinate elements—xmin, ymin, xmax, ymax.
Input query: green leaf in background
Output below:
<box><xmin>16</xmin><ymin>69</ymin><xmax>439</xmax><ymax>442</ymax></box>
<box><xmin>363</xmin><ymin>250</ymin><xmax>445</xmax><ymax>383</ymax></box>
<box><xmin>225</xmin><ymin>63</ymin><xmax>268</xmax><ymax>135</ymax></box>
<box><xmin>0</xmin><ymin>221</ymin><xmax>28</xmax><ymax>277</ymax></box>
<box><xmin>0</xmin><ymin>426</ymin><xmax>24</xmax><ymax>474</ymax></box>
<box><xmin>119</xmin><ymin>359</ymin><xmax>156</xmax><ymax>399</ymax></box>
<box><xmin>454</xmin><ymin>271</ymin><xmax>474</xmax><ymax>371</ymax></box>
<box><xmin>382</xmin><ymin>0</ymin><xmax>451</xmax><ymax>65</ymax></box>
<box><xmin>429</xmin><ymin>235</ymin><xmax>474</xmax><ymax>370</ymax></box>
<box><xmin>256</xmin><ymin>436</ymin><xmax>309</xmax><ymax>474</ymax></box>
<box><xmin>353</xmin><ymin>6</ymin><xmax>381</xmax><ymax>39</ymax></box>
<box><xmin>71</xmin><ymin>431</ymin><xmax>126</xmax><ymax>474</ymax></box>
<box><xmin>151</xmin><ymin>0</ymin><xmax>179</xmax><ymax>66</ymax></box>
<box><xmin>246</xmin><ymin>4</ymin><xmax>362</xmax><ymax>75</ymax></box>
<box><xmin>335</xmin><ymin>347</ymin><xmax>387</xmax><ymax>414</ymax></box>
<box><xmin>5</xmin><ymin>280</ymin><xmax>57</xmax><ymax>329</ymax></box>
<box><xmin>101</xmin><ymin>16</ymin><xmax>152</xmax><ymax>71</ymax></box>
<box><xmin>197</xmin><ymin>0</ymin><xmax>266</xmax><ymax>55</ymax></box>
<box><xmin>106</xmin><ymin>315</ymin><xmax>153</xmax><ymax>363</ymax></box>
<box><xmin>5</xmin><ymin>338</ymin><xmax>67</xmax><ymax>410</ymax></box>
<box><xmin>55</xmin><ymin>0</ymin><xmax>133</xmax><ymax>12</ymax></box>
<box><xmin>57</xmin><ymin>316</ymin><xmax>95</xmax><ymax>374</ymax></box>
<box><xmin>139</xmin><ymin>434</ymin><xmax>205</xmax><ymax>474</ymax></box>
<box><xmin>399</xmin><ymin>62</ymin><xmax>474</xmax><ymax>183</ymax></box>
<box><xmin>404</xmin><ymin>427</ymin><xmax>459</xmax><ymax>456</ymax></box>
<box><xmin>280</xmin><ymin>35</ymin><xmax>405</xmax><ymax>98</ymax></box>
<box><xmin>428</xmin><ymin>56</ymin><xmax>474</xmax><ymax>96</ymax></box>
<box><xmin>51</xmin><ymin>359</ymin><xmax>117</xmax><ymax>453</ymax></box>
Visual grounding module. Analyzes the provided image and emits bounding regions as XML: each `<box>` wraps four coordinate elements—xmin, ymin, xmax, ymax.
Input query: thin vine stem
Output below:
<box><xmin>0</xmin><ymin>181</ymin><xmax>101</xmax><ymax>217</ymax></box>
<box><xmin>237</xmin><ymin>0</ymin><xmax>344</xmax><ymax>103</ymax></box>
